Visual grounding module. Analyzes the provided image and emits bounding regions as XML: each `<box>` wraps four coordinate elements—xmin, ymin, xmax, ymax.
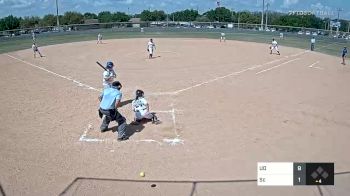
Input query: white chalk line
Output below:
<box><xmin>255</xmin><ymin>58</ymin><xmax>301</xmax><ymax>75</ymax></box>
<box><xmin>308</xmin><ymin>61</ymin><xmax>323</xmax><ymax>70</ymax></box>
<box><xmin>5</xmin><ymin>54</ymin><xmax>101</xmax><ymax>92</ymax></box>
<box><xmin>150</xmin><ymin>50</ymin><xmax>312</xmax><ymax>96</ymax></box>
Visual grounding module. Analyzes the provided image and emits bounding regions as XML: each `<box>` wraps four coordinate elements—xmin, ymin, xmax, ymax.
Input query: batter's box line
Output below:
<box><xmin>79</xmin><ymin>109</ymin><xmax>184</xmax><ymax>146</ymax></box>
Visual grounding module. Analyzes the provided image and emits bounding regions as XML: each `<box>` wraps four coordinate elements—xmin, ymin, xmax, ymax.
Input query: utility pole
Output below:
<box><xmin>238</xmin><ymin>12</ymin><xmax>240</xmax><ymax>29</ymax></box>
<box><xmin>265</xmin><ymin>3</ymin><xmax>269</xmax><ymax>30</ymax></box>
<box><xmin>55</xmin><ymin>0</ymin><xmax>60</xmax><ymax>31</ymax></box>
<box><xmin>261</xmin><ymin>0</ymin><xmax>265</xmax><ymax>30</ymax></box>
<box><xmin>336</xmin><ymin>8</ymin><xmax>343</xmax><ymax>36</ymax></box>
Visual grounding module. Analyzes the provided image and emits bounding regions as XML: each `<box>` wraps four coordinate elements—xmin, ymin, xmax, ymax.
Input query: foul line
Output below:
<box><xmin>155</xmin><ymin>55</ymin><xmax>305</xmax><ymax>96</ymax></box>
<box><xmin>5</xmin><ymin>54</ymin><xmax>101</xmax><ymax>92</ymax></box>
<box><xmin>255</xmin><ymin>58</ymin><xmax>301</xmax><ymax>75</ymax></box>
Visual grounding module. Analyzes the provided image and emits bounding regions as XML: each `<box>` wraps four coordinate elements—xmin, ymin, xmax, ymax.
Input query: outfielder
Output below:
<box><xmin>97</xmin><ymin>33</ymin><xmax>102</xmax><ymax>44</ymax></box>
<box><xmin>32</xmin><ymin>31</ymin><xmax>36</xmax><ymax>43</ymax></box>
<box><xmin>147</xmin><ymin>38</ymin><xmax>156</xmax><ymax>59</ymax></box>
<box><xmin>102</xmin><ymin>61</ymin><xmax>117</xmax><ymax>88</ymax></box>
<box><xmin>131</xmin><ymin>90</ymin><xmax>159</xmax><ymax>124</ymax></box>
<box><xmin>311</xmin><ymin>37</ymin><xmax>316</xmax><ymax>51</ymax></box>
<box><xmin>32</xmin><ymin>43</ymin><xmax>43</xmax><ymax>58</ymax></box>
<box><xmin>342</xmin><ymin>46</ymin><xmax>348</xmax><ymax>65</ymax></box>
<box><xmin>270</xmin><ymin>38</ymin><xmax>280</xmax><ymax>55</ymax></box>
<box><xmin>220</xmin><ymin>32</ymin><xmax>226</xmax><ymax>42</ymax></box>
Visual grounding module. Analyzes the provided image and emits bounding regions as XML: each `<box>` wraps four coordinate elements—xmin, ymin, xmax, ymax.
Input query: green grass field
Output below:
<box><xmin>0</xmin><ymin>27</ymin><xmax>349</xmax><ymax>57</ymax></box>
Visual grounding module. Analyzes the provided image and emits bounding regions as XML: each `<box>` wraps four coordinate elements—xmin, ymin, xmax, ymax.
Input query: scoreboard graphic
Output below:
<box><xmin>257</xmin><ymin>162</ymin><xmax>334</xmax><ymax>186</ymax></box>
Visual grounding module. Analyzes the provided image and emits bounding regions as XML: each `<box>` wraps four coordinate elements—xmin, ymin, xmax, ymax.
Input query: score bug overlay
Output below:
<box><xmin>257</xmin><ymin>162</ymin><xmax>334</xmax><ymax>186</ymax></box>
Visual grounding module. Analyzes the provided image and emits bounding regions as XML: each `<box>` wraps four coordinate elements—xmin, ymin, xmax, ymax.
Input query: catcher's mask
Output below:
<box><xmin>136</xmin><ymin>89</ymin><xmax>144</xmax><ymax>98</ymax></box>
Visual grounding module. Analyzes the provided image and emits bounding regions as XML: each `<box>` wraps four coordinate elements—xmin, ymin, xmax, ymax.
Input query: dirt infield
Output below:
<box><xmin>0</xmin><ymin>38</ymin><xmax>349</xmax><ymax>195</ymax></box>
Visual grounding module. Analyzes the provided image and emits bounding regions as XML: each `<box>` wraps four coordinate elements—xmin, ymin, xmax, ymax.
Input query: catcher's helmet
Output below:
<box><xmin>136</xmin><ymin>89</ymin><xmax>144</xmax><ymax>97</ymax></box>
<box><xmin>106</xmin><ymin>61</ymin><xmax>114</xmax><ymax>69</ymax></box>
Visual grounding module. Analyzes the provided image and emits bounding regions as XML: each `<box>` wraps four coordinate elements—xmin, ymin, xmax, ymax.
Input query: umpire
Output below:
<box><xmin>98</xmin><ymin>81</ymin><xmax>128</xmax><ymax>141</ymax></box>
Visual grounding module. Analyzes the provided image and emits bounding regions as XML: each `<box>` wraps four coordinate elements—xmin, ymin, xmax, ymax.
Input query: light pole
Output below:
<box><xmin>336</xmin><ymin>8</ymin><xmax>343</xmax><ymax>36</ymax></box>
<box><xmin>238</xmin><ymin>12</ymin><xmax>240</xmax><ymax>29</ymax></box>
<box><xmin>261</xmin><ymin>0</ymin><xmax>265</xmax><ymax>30</ymax></box>
<box><xmin>265</xmin><ymin>3</ymin><xmax>269</xmax><ymax>30</ymax></box>
<box><xmin>55</xmin><ymin>0</ymin><xmax>60</xmax><ymax>30</ymax></box>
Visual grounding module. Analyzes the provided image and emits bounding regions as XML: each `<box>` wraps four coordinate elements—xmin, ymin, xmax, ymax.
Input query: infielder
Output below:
<box><xmin>97</xmin><ymin>33</ymin><xmax>102</xmax><ymax>44</ymax></box>
<box><xmin>342</xmin><ymin>46</ymin><xmax>348</xmax><ymax>65</ymax></box>
<box><xmin>103</xmin><ymin>61</ymin><xmax>117</xmax><ymax>88</ymax></box>
<box><xmin>220</xmin><ymin>32</ymin><xmax>226</xmax><ymax>42</ymax></box>
<box><xmin>147</xmin><ymin>38</ymin><xmax>156</xmax><ymax>59</ymax></box>
<box><xmin>131</xmin><ymin>90</ymin><xmax>159</xmax><ymax>124</ymax></box>
<box><xmin>98</xmin><ymin>81</ymin><xmax>128</xmax><ymax>141</ymax></box>
<box><xmin>32</xmin><ymin>43</ymin><xmax>43</xmax><ymax>58</ymax></box>
<box><xmin>270</xmin><ymin>38</ymin><xmax>280</xmax><ymax>55</ymax></box>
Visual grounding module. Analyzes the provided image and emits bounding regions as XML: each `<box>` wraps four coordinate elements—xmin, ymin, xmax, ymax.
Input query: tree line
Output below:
<box><xmin>0</xmin><ymin>7</ymin><xmax>349</xmax><ymax>32</ymax></box>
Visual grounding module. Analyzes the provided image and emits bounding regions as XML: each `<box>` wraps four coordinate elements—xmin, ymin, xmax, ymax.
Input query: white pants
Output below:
<box><xmin>148</xmin><ymin>47</ymin><xmax>153</xmax><ymax>55</ymax></box>
<box><xmin>135</xmin><ymin>110</ymin><xmax>153</xmax><ymax>120</ymax></box>
<box><xmin>271</xmin><ymin>46</ymin><xmax>279</xmax><ymax>52</ymax></box>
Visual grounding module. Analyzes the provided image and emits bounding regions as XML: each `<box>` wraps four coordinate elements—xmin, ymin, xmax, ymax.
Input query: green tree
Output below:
<box><xmin>205</xmin><ymin>7</ymin><xmax>233</xmax><ymax>22</ymax></box>
<box><xmin>40</xmin><ymin>14</ymin><xmax>57</xmax><ymax>26</ymax></box>
<box><xmin>98</xmin><ymin>11</ymin><xmax>113</xmax><ymax>23</ymax></box>
<box><xmin>0</xmin><ymin>15</ymin><xmax>20</xmax><ymax>31</ymax></box>
<box><xmin>140</xmin><ymin>10</ymin><xmax>166</xmax><ymax>21</ymax></box>
<box><xmin>171</xmin><ymin>9</ymin><xmax>199</xmax><ymax>21</ymax></box>
<box><xmin>20</xmin><ymin>16</ymin><xmax>40</xmax><ymax>28</ymax></box>
<box><xmin>84</xmin><ymin>12</ymin><xmax>97</xmax><ymax>19</ymax></box>
<box><xmin>61</xmin><ymin>11</ymin><xmax>84</xmax><ymax>25</ymax></box>
<box><xmin>112</xmin><ymin>12</ymin><xmax>130</xmax><ymax>22</ymax></box>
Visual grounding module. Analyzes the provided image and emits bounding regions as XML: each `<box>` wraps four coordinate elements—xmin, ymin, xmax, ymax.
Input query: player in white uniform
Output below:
<box><xmin>97</xmin><ymin>33</ymin><xmax>102</xmax><ymax>44</ymax></box>
<box><xmin>147</xmin><ymin>38</ymin><xmax>156</xmax><ymax>59</ymax></box>
<box><xmin>32</xmin><ymin>32</ymin><xmax>36</xmax><ymax>43</ymax></box>
<box><xmin>220</xmin><ymin>32</ymin><xmax>226</xmax><ymax>42</ymax></box>
<box><xmin>32</xmin><ymin>43</ymin><xmax>43</xmax><ymax>58</ymax></box>
<box><xmin>131</xmin><ymin>90</ymin><xmax>159</xmax><ymax>124</ymax></box>
<box><xmin>311</xmin><ymin>37</ymin><xmax>316</xmax><ymax>51</ymax></box>
<box><xmin>102</xmin><ymin>61</ymin><xmax>117</xmax><ymax>88</ymax></box>
<box><xmin>270</xmin><ymin>38</ymin><xmax>280</xmax><ymax>55</ymax></box>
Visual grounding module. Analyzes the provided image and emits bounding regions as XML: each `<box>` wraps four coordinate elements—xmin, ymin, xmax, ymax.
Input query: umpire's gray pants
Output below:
<box><xmin>99</xmin><ymin>108</ymin><xmax>127</xmax><ymax>139</ymax></box>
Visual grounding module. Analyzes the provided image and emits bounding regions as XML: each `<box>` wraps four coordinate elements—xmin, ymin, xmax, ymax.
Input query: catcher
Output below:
<box><xmin>131</xmin><ymin>89</ymin><xmax>159</xmax><ymax>124</ymax></box>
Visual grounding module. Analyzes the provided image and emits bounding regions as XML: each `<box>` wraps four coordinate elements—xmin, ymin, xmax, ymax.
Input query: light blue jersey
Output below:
<box><xmin>100</xmin><ymin>87</ymin><xmax>122</xmax><ymax>110</ymax></box>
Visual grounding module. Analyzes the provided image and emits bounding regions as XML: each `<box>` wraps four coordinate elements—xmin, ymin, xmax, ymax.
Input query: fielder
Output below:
<box><xmin>131</xmin><ymin>90</ymin><xmax>159</xmax><ymax>124</ymax></box>
<box><xmin>270</xmin><ymin>38</ymin><xmax>280</xmax><ymax>55</ymax></box>
<box><xmin>311</xmin><ymin>37</ymin><xmax>316</xmax><ymax>51</ymax></box>
<box><xmin>147</xmin><ymin>38</ymin><xmax>156</xmax><ymax>59</ymax></box>
<box><xmin>97</xmin><ymin>33</ymin><xmax>102</xmax><ymax>44</ymax></box>
<box><xmin>341</xmin><ymin>46</ymin><xmax>348</xmax><ymax>65</ymax></box>
<box><xmin>32</xmin><ymin>43</ymin><xmax>43</xmax><ymax>58</ymax></box>
<box><xmin>102</xmin><ymin>61</ymin><xmax>117</xmax><ymax>88</ymax></box>
<box><xmin>32</xmin><ymin>31</ymin><xmax>36</xmax><ymax>43</ymax></box>
<box><xmin>220</xmin><ymin>32</ymin><xmax>226</xmax><ymax>42</ymax></box>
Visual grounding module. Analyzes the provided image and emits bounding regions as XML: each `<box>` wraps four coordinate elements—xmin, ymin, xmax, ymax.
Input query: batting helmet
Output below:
<box><xmin>106</xmin><ymin>61</ymin><xmax>114</xmax><ymax>69</ymax></box>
